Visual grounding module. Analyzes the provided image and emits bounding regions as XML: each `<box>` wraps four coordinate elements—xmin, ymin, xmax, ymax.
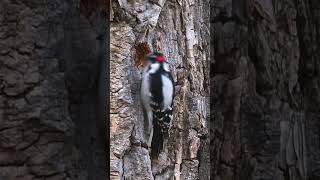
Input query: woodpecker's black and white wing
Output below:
<box><xmin>150</xmin><ymin>63</ymin><xmax>174</xmax><ymax>132</ymax></box>
<box><xmin>150</xmin><ymin>72</ymin><xmax>174</xmax><ymax>158</ymax></box>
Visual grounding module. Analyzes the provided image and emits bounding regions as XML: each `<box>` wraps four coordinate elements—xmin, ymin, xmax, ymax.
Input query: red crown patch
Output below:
<box><xmin>156</xmin><ymin>55</ymin><xmax>166</xmax><ymax>62</ymax></box>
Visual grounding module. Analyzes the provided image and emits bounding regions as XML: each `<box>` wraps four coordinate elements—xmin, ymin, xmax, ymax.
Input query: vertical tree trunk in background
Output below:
<box><xmin>211</xmin><ymin>0</ymin><xmax>320</xmax><ymax>179</ymax></box>
<box><xmin>110</xmin><ymin>0</ymin><xmax>210</xmax><ymax>179</ymax></box>
<box><xmin>0</xmin><ymin>0</ymin><xmax>108</xmax><ymax>179</ymax></box>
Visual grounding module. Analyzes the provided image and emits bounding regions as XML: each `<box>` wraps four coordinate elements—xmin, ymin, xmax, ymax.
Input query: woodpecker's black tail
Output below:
<box><xmin>151</xmin><ymin>122</ymin><xmax>164</xmax><ymax>159</ymax></box>
<box><xmin>150</xmin><ymin>108</ymin><xmax>172</xmax><ymax>159</ymax></box>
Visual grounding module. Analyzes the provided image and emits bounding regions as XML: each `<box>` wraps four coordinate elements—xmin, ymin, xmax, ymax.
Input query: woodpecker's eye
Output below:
<box><xmin>148</xmin><ymin>55</ymin><xmax>156</xmax><ymax>63</ymax></box>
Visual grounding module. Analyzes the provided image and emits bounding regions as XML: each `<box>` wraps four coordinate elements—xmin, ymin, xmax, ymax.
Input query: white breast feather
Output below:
<box><xmin>141</xmin><ymin>69</ymin><xmax>151</xmax><ymax>111</ymax></box>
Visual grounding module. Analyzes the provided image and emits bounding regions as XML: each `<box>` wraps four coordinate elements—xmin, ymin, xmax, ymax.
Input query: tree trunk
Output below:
<box><xmin>211</xmin><ymin>0</ymin><xmax>320</xmax><ymax>180</ymax></box>
<box><xmin>110</xmin><ymin>0</ymin><xmax>210</xmax><ymax>179</ymax></box>
<box><xmin>0</xmin><ymin>0</ymin><xmax>108</xmax><ymax>179</ymax></box>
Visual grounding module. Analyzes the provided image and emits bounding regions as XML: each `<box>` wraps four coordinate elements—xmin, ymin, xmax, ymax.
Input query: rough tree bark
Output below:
<box><xmin>211</xmin><ymin>0</ymin><xmax>320</xmax><ymax>180</ymax></box>
<box><xmin>0</xmin><ymin>0</ymin><xmax>108</xmax><ymax>179</ymax></box>
<box><xmin>110</xmin><ymin>0</ymin><xmax>210</xmax><ymax>179</ymax></box>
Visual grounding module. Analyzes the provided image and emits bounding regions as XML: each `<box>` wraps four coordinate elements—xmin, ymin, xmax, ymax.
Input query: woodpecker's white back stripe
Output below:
<box><xmin>149</xmin><ymin>63</ymin><xmax>160</xmax><ymax>74</ymax></box>
<box><xmin>161</xmin><ymin>74</ymin><xmax>173</xmax><ymax>111</ymax></box>
<box><xmin>163</xmin><ymin>63</ymin><xmax>170</xmax><ymax>72</ymax></box>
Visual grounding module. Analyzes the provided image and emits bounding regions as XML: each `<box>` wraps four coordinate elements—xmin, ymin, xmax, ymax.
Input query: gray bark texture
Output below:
<box><xmin>211</xmin><ymin>0</ymin><xmax>320</xmax><ymax>180</ymax></box>
<box><xmin>110</xmin><ymin>0</ymin><xmax>210</xmax><ymax>179</ymax></box>
<box><xmin>0</xmin><ymin>0</ymin><xmax>108</xmax><ymax>179</ymax></box>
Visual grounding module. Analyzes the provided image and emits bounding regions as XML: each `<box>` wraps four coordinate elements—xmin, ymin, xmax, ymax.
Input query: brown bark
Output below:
<box><xmin>110</xmin><ymin>0</ymin><xmax>210</xmax><ymax>179</ymax></box>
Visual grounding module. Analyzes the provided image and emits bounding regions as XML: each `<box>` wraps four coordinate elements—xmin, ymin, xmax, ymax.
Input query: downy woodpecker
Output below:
<box><xmin>140</xmin><ymin>52</ymin><xmax>175</xmax><ymax>158</ymax></box>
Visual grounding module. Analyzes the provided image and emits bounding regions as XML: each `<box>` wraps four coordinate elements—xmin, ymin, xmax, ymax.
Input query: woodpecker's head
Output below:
<box><xmin>148</xmin><ymin>51</ymin><xmax>166</xmax><ymax>63</ymax></box>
